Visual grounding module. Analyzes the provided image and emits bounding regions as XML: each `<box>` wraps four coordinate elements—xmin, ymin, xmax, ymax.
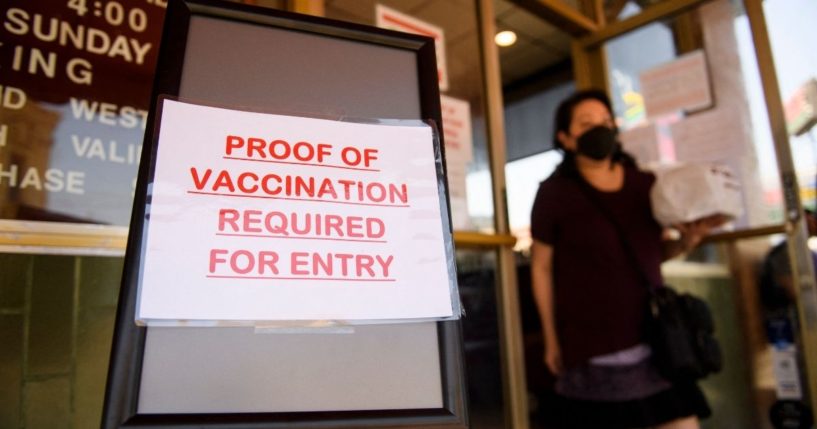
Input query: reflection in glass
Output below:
<box><xmin>0</xmin><ymin>1</ymin><xmax>165</xmax><ymax>226</ymax></box>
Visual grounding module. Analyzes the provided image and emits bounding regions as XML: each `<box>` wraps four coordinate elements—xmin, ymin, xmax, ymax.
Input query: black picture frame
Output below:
<box><xmin>101</xmin><ymin>0</ymin><xmax>467</xmax><ymax>428</ymax></box>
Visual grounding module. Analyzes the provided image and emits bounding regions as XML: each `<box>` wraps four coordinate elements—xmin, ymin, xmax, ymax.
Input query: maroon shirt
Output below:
<box><xmin>530</xmin><ymin>166</ymin><xmax>663</xmax><ymax>369</ymax></box>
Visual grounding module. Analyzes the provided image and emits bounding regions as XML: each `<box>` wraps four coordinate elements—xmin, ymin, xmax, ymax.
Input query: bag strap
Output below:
<box><xmin>571</xmin><ymin>172</ymin><xmax>658</xmax><ymax>294</ymax></box>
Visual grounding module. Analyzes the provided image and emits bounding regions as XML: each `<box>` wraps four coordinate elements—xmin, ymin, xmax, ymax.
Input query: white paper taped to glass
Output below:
<box><xmin>134</xmin><ymin>98</ymin><xmax>460</xmax><ymax>327</ymax></box>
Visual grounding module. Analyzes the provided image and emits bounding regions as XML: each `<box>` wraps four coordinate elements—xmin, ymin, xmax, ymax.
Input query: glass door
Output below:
<box><xmin>570</xmin><ymin>1</ymin><xmax>817</xmax><ymax>427</ymax></box>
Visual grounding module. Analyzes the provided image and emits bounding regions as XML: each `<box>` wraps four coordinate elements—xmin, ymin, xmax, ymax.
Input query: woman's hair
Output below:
<box><xmin>552</xmin><ymin>89</ymin><xmax>636</xmax><ymax>177</ymax></box>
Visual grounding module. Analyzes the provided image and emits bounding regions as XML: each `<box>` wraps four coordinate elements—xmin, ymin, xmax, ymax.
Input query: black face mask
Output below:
<box><xmin>576</xmin><ymin>125</ymin><xmax>617</xmax><ymax>160</ymax></box>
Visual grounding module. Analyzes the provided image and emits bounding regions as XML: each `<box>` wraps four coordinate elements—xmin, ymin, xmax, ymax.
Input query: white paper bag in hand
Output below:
<box><xmin>650</xmin><ymin>164</ymin><xmax>743</xmax><ymax>226</ymax></box>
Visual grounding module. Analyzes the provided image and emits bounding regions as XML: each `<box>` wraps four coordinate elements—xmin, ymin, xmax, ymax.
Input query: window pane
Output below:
<box><xmin>764</xmin><ymin>0</ymin><xmax>817</xmax><ymax>211</ymax></box>
<box><xmin>0</xmin><ymin>1</ymin><xmax>165</xmax><ymax>226</ymax></box>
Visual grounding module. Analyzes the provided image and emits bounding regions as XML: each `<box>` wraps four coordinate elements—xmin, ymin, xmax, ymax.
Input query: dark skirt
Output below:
<box><xmin>538</xmin><ymin>381</ymin><xmax>711</xmax><ymax>429</ymax></box>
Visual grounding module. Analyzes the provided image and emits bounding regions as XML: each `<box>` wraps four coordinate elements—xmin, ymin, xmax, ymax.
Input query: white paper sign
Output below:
<box><xmin>640</xmin><ymin>50</ymin><xmax>712</xmax><ymax>118</ymax></box>
<box><xmin>440</xmin><ymin>95</ymin><xmax>472</xmax><ymax>230</ymax></box>
<box><xmin>772</xmin><ymin>344</ymin><xmax>804</xmax><ymax>400</ymax></box>
<box><xmin>376</xmin><ymin>4</ymin><xmax>448</xmax><ymax>92</ymax></box>
<box><xmin>440</xmin><ymin>95</ymin><xmax>473</xmax><ymax>164</ymax></box>
<box><xmin>136</xmin><ymin>100</ymin><xmax>455</xmax><ymax>324</ymax></box>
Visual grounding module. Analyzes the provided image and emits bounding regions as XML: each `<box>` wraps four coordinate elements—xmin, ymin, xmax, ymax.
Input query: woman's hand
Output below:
<box><xmin>545</xmin><ymin>342</ymin><xmax>563</xmax><ymax>376</ymax></box>
<box><xmin>674</xmin><ymin>213</ymin><xmax>730</xmax><ymax>252</ymax></box>
<box><xmin>663</xmin><ymin>214</ymin><xmax>729</xmax><ymax>260</ymax></box>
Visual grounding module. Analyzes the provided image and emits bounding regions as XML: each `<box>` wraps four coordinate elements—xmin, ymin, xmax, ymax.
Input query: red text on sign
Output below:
<box><xmin>226</xmin><ymin>135</ymin><xmax>332</xmax><ymax>163</ymax></box>
<box><xmin>340</xmin><ymin>146</ymin><xmax>379</xmax><ymax>167</ymax></box>
<box><xmin>209</xmin><ymin>249</ymin><xmax>279</xmax><ymax>274</ymax></box>
<box><xmin>218</xmin><ymin>209</ymin><xmax>386</xmax><ymax>239</ymax></box>
<box><xmin>291</xmin><ymin>252</ymin><xmax>394</xmax><ymax>278</ymax></box>
<box><xmin>189</xmin><ymin>168</ymin><xmax>408</xmax><ymax>204</ymax></box>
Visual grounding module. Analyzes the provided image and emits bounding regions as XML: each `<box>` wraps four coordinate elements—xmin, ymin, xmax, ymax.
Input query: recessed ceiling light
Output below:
<box><xmin>495</xmin><ymin>30</ymin><xmax>517</xmax><ymax>47</ymax></box>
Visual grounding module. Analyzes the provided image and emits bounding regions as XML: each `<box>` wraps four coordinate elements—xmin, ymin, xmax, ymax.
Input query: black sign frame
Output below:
<box><xmin>101</xmin><ymin>0</ymin><xmax>467</xmax><ymax>428</ymax></box>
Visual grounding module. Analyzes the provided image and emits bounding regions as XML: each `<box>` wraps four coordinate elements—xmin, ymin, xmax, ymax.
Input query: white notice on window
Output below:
<box><xmin>670</xmin><ymin>109</ymin><xmax>743</xmax><ymax>162</ymax></box>
<box><xmin>440</xmin><ymin>95</ymin><xmax>473</xmax><ymax>230</ymax></box>
<box><xmin>640</xmin><ymin>50</ymin><xmax>712</xmax><ymax>118</ymax></box>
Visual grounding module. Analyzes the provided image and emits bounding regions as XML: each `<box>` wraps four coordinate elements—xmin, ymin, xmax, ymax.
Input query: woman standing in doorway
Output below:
<box><xmin>530</xmin><ymin>89</ymin><xmax>713</xmax><ymax>428</ymax></box>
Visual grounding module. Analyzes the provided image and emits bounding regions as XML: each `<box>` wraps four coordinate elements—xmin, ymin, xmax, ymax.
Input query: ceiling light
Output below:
<box><xmin>495</xmin><ymin>30</ymin><xmax>517</xmax><ymax>47</ymax></box>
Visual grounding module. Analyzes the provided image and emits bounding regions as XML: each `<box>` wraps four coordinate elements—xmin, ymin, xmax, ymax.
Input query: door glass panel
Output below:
<box><xmin>599</xmin><ymin>2</ymin><xmax>802</xmax><ymax>428</ymax></box>
<box><xmin>605</xmin><ymin>0</ymin><xmax>783</xmax><ymax>229</ymax></box>
<box><xmin>457</xmin><ymin>248</ymin><xmax>505</xmax><ymax>428</ymax></box>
